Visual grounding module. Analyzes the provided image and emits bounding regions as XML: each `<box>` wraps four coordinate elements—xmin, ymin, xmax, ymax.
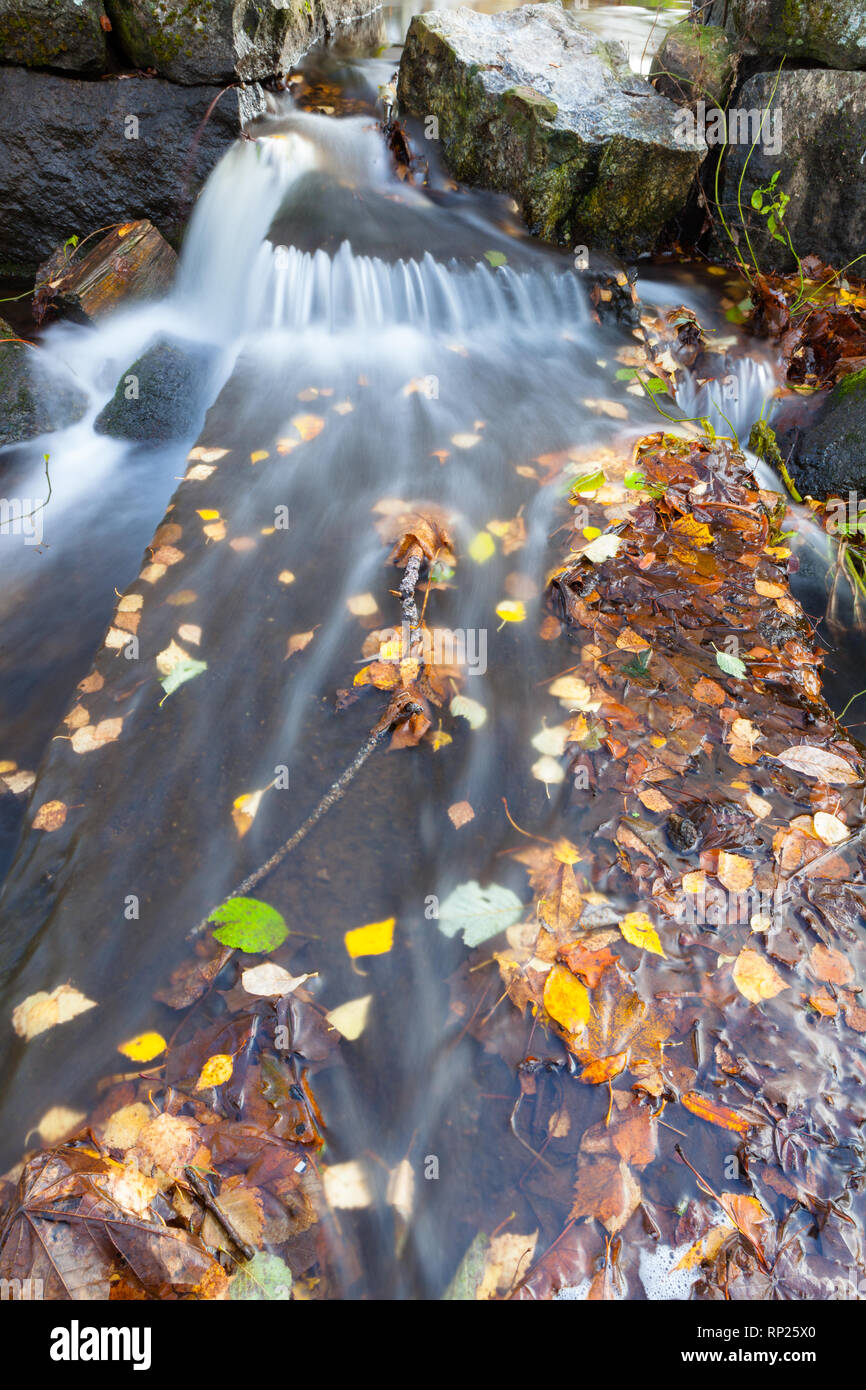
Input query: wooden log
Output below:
<box><xmin>33</xmin><ymin>220</ymin><xmax>177</xmax><ymax>324</ymax></box>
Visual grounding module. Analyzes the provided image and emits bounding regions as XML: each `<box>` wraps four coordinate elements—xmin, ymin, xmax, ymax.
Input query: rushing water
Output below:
<box><xmin>0</xmin><ymin>1</ymin><xmax>860</xmax><ymax>1298</ymax></box>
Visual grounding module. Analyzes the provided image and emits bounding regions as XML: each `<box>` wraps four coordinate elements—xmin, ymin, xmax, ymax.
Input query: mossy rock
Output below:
<box><xmin>704</xmin><ymin>0</ymin><xmax>866</xmax><ymax>71</ymax></box>
<box><xmin>397</xmin><ymin>5</ymin><xmax>704</xmax><ymax>256</ymax></box>
<box><xmin>650</xmin><ymin>21</ymin><xmax>737</xmax><ymax>107</ymax></box>
<box><xmin>0</xmin><ymin>0</ymin><xmax>108</xmax><ymax>73</ymax></box>
<box><xmin>94</xmin><ymin>339</ymin><xmax>214</xmax><ymax>442</ymax></box>
<box><xmin>0</xmin><ymin>317</ymin><xmax>88</xmax><ymax>447</ymax></box>
<box><xmin>783</xmin><ymin>369</ymin><xmax>866</xmax><ymax>500</ymax></box>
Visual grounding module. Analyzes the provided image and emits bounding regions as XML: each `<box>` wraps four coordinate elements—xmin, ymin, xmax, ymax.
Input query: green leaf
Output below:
<box><xmin>230</xmin><ymin>1251</ymin><xmax>292</xmax><ymax>1300</ymax></box>
<box><xmin>645</xmin><ymin>376</ymin><xmax>666</xmax><ymax>394</ymax></box>
<box><xmin>623</xmin><ymin>648</ymin><xmax>652</xmax><ymax>679</ymax></box>
<box><xmin>443</xmin><ymin>1233</ymin><xmax>489</xmax><ymax>1300</ymax></box>
<box><xmin>624</xmin><ymin>469</ymin><xmax>647</xmax><ymax>490</ymax></box>
<box><xmin>159</xmin><ymin>657</ymin><xmax>207</xmax><ymax>703</ymax></box>
<box><xmin>209</xmin><ymin>897</ymin><xmax>289</xmax><ymax>953</ymax></box>
<box><xmin>713</xmin><ymin>646</ymin><xmax>747</xmax><ymax>679</ymax></box>
<box><xmin>751</xmin><ymin>190</ymin><xmax>764</xmax><ymax>210</ymax></box>
<box><xmin>437</xmin><ymin>880</ymin><xmax>523</xmax><ymax>947</ymax></box>
<box><xmin>571</xmin><ymin>468</ymin><xmax>605</xmax><ymax>493</ymax></box>
<box><xmin>430</xmin><ymin>561</ymin><xmax>455</xmax><ymax>583</ymax></box>
<box><xmin>483</xmin><ymin>250</ymin><xmax>507</xmax><ymax>268</ymax></box>
<box><xmin>615</xmin><ymin>368</ymin><xmax>639</xmax><ymax>380</ymax></box>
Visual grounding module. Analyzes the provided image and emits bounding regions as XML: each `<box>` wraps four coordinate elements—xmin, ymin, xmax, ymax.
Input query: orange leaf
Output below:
<box><xmin>682</xmin><ymin>1090</ymin><xmax>752</xmax><ymax>1134</ymax></box>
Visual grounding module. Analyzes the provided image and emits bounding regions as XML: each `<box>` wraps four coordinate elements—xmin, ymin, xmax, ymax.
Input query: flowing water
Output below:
<box><xmin>0</xmin><ymin>1</ymin><xmax>860</xmax><ymax>1298</ymax></box>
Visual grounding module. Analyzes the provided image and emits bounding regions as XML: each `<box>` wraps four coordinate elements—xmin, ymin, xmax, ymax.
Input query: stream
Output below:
<box><xmin>0</xmin><ymin>0</ymin><xmax>862</xmax><ymax>1300</ymax></box>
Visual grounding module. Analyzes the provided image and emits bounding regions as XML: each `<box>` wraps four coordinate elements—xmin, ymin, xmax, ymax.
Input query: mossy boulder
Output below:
<box><xmin>703</xmin><ymin>0</ymin><xmax>866</xmax><ymax>71</ymax></box>
<box><xmin>105</xmin><ymin>0</ymin><xmax>375</xmax><ymax>84</ymax></box>
<box><xmin>720</xmin><ymin>69</ymin><xmax>866</xmax><ymax>273</ymax></box>
<box><xmin>0</xmin><ymin>317</ymin><xmax>88</xmax><ymax>447</ymax></box>
<box><xmin>783</xmin><ymin>369</ymin><xmax>866</xmax><ymax>500</ymax></box>
<box><xmin>94</xmin><ymin>339</ymin><xmax>214</xmax><ymax>442</ymax></box>
<box><xmin>0</xmin><ymin>0</ymin><xmax>108</xmax><ymax>73</ymax></box>
<box><xmin>651</xmin><ymin>20</ymin><xmax>737</xmax><ymax>107</ymax></box>
<box><xmin>397</xmin><ymin>4</ymin><xmax>705</xmax><ymax>257</ymax></box>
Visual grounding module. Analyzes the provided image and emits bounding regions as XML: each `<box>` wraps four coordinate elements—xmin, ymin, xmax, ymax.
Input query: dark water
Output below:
<box><xmin>0</xmin><ymin>2</ymin><xmax>862</xmax><ymax>1299</ymax></box>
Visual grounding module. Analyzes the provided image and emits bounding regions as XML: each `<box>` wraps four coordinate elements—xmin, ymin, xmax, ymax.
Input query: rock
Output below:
<box><xmin>702</xmin><ymin>0</ymin><xmax>866</xmax><ymax>72</ymax></box>
<box><xmin>783</xmin><ymin>369</ymin><xmax>866</xmax><ymax>500</ymax></box>
<box><xmin>0</xmin><ymin>68</ymin><xmax>266</xmax><ymax>271</ymax></box>
<box><xmin>105</xmin><ymin>0</ymin><xmax>378</xmax><ymax>84</ymax></box>
<box><xmin>397</xmin><ymin>4</ymin><xmax>704</xmax><ymax>256</ymax></box>
<box><xmin>720</xmin><ymin>70</ymin><xmax>866</xmax><ymax>274</ymax></box>
<box><xmin>0</xmin><ymin>0</ymin><xmax>108</xmax><ymax>74</ymax></box>
<box><xmin>94</xmin><ymin>339</ymin><xmax>214</xmax><ymax>442</ymax></box>
<box><xmin>650</xmin><ymin>20</ymin><xmax>737</xmax><ymax>107</ymax></box>
<box><xmin>0</xmin><ymin>317</ymin><xmax>88</xmax><ymax>447</ymax></box>
<box><xmin>33</xmin><ymin>220</ymin><xmax>177</xmax><ymax>324</ymax></box>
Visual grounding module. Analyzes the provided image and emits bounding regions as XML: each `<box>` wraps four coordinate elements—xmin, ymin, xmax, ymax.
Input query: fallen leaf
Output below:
<box><xmin>209</xmin><ymin>897</ymin><xmax>289</xmax><ymax>953</ymax></box>
<box><xmin>774</xmin><ymin>745</ymin><xmax>858</xmax><ymax>785</ymax></box>
<box><xmin>543</xmin><ymin>964</ymin><xmax>590</xmax><ymax>1036</ymax></box>
<box><xmin>732</xmin><ymin>947</ymin><xmax>788</xmax><ymax>1004</ymax></box>
<box><xmin>285</xmin><ymin>631</ymin><xmax>315</xmax><ymax>659</ymax></box>
<box><xmin>619</xmin><ymin>911</ymin><xmax>666</xmax><ymax>958</ymax></box>
<box><xmin>682</xmin><ymin>1091</ymin><xmax>752</xmax><ymax>1134</ymax></box>
<box><xmin>326</xmin><ymin>995</ymin><xmax>372</xmax><ymax>1040</ymax></box>
<box><xmin>195</xmin><ymin>1054</ymin><xmax>234</xmax><ymax>1089</ymax></box>
<box><xmin>438</xmin><ymin>881</ymin><xmax>522</xmax><ymax>946</ymax></box>
<box><xmin>118</xmin><ymin>1031</ymin><xmax>166</xmax><ymax>1063</ymax></box>
<box><xmin>448</xmin><ymin>800</ymin><xmax>475</xmax><ymax>829</ymax></box>
<box><xmin>32</xmin><ymin>800</ymin><xmax>67</xmax><ymax>831</ymax></box>
<box><xmin>344</xmin><ymin>917</ymin><xmax>395</xmax><ymax>958</ymax></box>
<box><xmin>12</xmin><ymin>984</ymin><xmax>97</xmax><ymax>1040</ymax></box>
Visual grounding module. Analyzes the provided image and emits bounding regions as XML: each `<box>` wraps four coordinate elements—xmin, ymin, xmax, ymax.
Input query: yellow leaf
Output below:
<box><xmin>12</xmin><ymin>984</ymin><xmax>97</xmax><ymax>1041</ymax></box>
<box><xmin>344</xmin><ymin>917</ymin><xmax>395</xmax><ymax>959</ymax></box>
<box><xmin>495</xmin><ymin>599</ymin><xmax>526</xmax><ymax>623</ymax></box>
<box><xmin>672</xmin><ymin>515</ymin><xmax>713</xmax><ymax>547</ymax></box>
<box><xmin>196</xmin><ymin>1053</ymin><xmax>234</xmax><ymax>1089</ymax></box>
<box><xmin>468</xmin><ymin>531</ymin><xmax>496</xmax><ymax>563</ymax></box>
<box><xmin>732</xmin><ymin>947</ymin><xmax>788</xmax><ymax>1004</ymax></box>
<box><xmin>118</xmin><ymin>1031</ymin><xmax>166</xmax><ymax>1062</ymax></box>
<box><xmin>619</xmin><ymin>911</ymin><xmax>666</xmax><ymax>958</ymax></box>
<box><xmin>543</xmin><ymin>964</ymin><xmax>590</xmax><ymax>1036</ymax></box>
<box><xmin>285</xmin><ymin>630</ymin><xmax>315</xmax><ymax>659</ymax></box>
<box><xmin>813</xmin><ymin>811</ymin><xmax>849</xmax><ymax>845</ymax></box>
<box><xmin>250</xmin><ymin>450</ymin><xmax>270</xmax><ymax>464</ymax></box>
<box><xmin>326</xmin><ymin>995</ymin><xmax>372</xmax><ymax>1040</ymax></box>
<box><xmin>197</xmin><ymin>509</ymin><xmax>221</xmax><ymax>520</ymax></box>
<box><xmin>291</xmin><ymin>414</ymin><xmax>325</xmax><ymax>442</ymax></box>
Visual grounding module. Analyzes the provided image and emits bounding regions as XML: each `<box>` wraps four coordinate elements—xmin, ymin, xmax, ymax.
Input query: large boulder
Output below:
<box><xmin>0</xmin><ymin>0</ymin><xmax>108</xmax><ymax>74</ymax></box>
<box><xmin>0</xmin><ymin>68</ymin><xmax>266</xmax><ymax>271</ymax></box>
<box><xmin>0</xmin><ymin>317</ymin><xmax>88</xmax><ymax>446</ymax></box>
<box><xmin>650</xmin><ymin>20</ymin><xmax>737</xmax><ymax>107</ymax></box>
<box><xmin>94</xmin><ymin>339</ymin><xmax>215</xmax><ymax>441</ymax></box>
<box><xmin>702</xmin><ymin>0</ymin><xmax>866</xmax><ymax>71</ymax></box>
<box><xmin>720</xmin><ymin>70</ymin><xmax>866</xmax><ymax>273</ymax></box>
<box><xmin>782</xmin><ymin>369</ymin><xmax>866</xmax><ymax>500</ymax></box>
<box><xmin>397</xmin><ymin>5</ymin><xmax>705</xmax><ymax>256</ymax></box>
<box><xmin>105</xmin><ymin>0</ymin><xmax>377</xmax><ymax>84</ymax></box>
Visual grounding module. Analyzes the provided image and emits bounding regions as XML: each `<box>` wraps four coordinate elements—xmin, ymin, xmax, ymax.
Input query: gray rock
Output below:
<box><xmin>701</xmin><ymin>0</ymin><xmax>866</xmax><ymax>71</ymax></box>
<box><xmin>94</xmin><ymin>339</ymin><xmax>214</xmax><ymax>441</ymax></box>
<box><xmin>651</xmin><ymin>20</ymin><xmax>737</xmax><ymax>107</ymax></box>
<box><xmin>0</xmin><ymin>67</ymin><xmax>266</xmax><ymax>272</ymax></box>
<box><xmin>0</xmin><ymin>0</ymin><xmax>108</xmax><ymax>74</ymax></box>
<box><xmin>783</xmin><ymin>369</ymin><xmax>866</xmax><ymax>500</ymax></box>
<box><xmin>397</xmin><ymin>4</ymin><xmax>704</xmax><ymax>256</ymax></box>
<box><xmin>0</xmin><ymin>317</ymin><xmax>88</xmax><ymax>446</ymax></box>
<box><xmin>720</xmin><ymin>70</ymin><xmax>866</xmax><ymax>274</ymax></box>
<box><xmin>105</xmin><ymin>0</ymin><xmax>380</xmax><ymax>84</ymax></box>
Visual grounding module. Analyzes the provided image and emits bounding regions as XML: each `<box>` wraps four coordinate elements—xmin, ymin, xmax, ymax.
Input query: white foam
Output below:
<box><xmin>639</xmin><ymin>1241</ymin><xmax>700</xmax><ymax>1300</ymax></box>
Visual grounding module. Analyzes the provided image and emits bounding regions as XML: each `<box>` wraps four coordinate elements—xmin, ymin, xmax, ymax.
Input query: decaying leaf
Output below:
<box><xmin>732</xmin><ymin>947</ymin><xmax>788</xmax><ymax>1004</ymax></box>
<box><xmin>12</xmin><ymin>984</ymin><xmax>98</xmax><ymax>1041</ymax></box>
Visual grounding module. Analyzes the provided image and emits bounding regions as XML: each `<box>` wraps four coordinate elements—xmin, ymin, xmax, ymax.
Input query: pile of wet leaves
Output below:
<box><xmin>446</xmin><ymin>432</ymin><xmax>866</xmax><ymax>1298</ymax></box>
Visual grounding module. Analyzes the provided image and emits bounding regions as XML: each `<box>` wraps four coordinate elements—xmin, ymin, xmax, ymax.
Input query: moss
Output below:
<box><xmin>832</xmin><ymin>367</ymin><xmax>866</xmax><ymax>400</ymax></box>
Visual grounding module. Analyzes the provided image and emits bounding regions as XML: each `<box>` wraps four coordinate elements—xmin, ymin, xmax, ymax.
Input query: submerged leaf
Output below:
<box><xmin>438</xmin><ymin>880</ymin><xmax>523</xmax><ymax>946</ymax></box>
<box><xmin>209</xmin><ymin>897</ymin><xmax>289</xmax><ymax>953</ymax></box>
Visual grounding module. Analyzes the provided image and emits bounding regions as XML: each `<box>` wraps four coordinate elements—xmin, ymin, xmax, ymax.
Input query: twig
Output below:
<box><xmin>189</xmin><ymin>696</ymin><xmax>422</xmax><ymax>937</ymax></box>
<box><xmin>183</xmin><ymin>1165</ymin><xmax>255</xmax><ymax>1261</ymax></box>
